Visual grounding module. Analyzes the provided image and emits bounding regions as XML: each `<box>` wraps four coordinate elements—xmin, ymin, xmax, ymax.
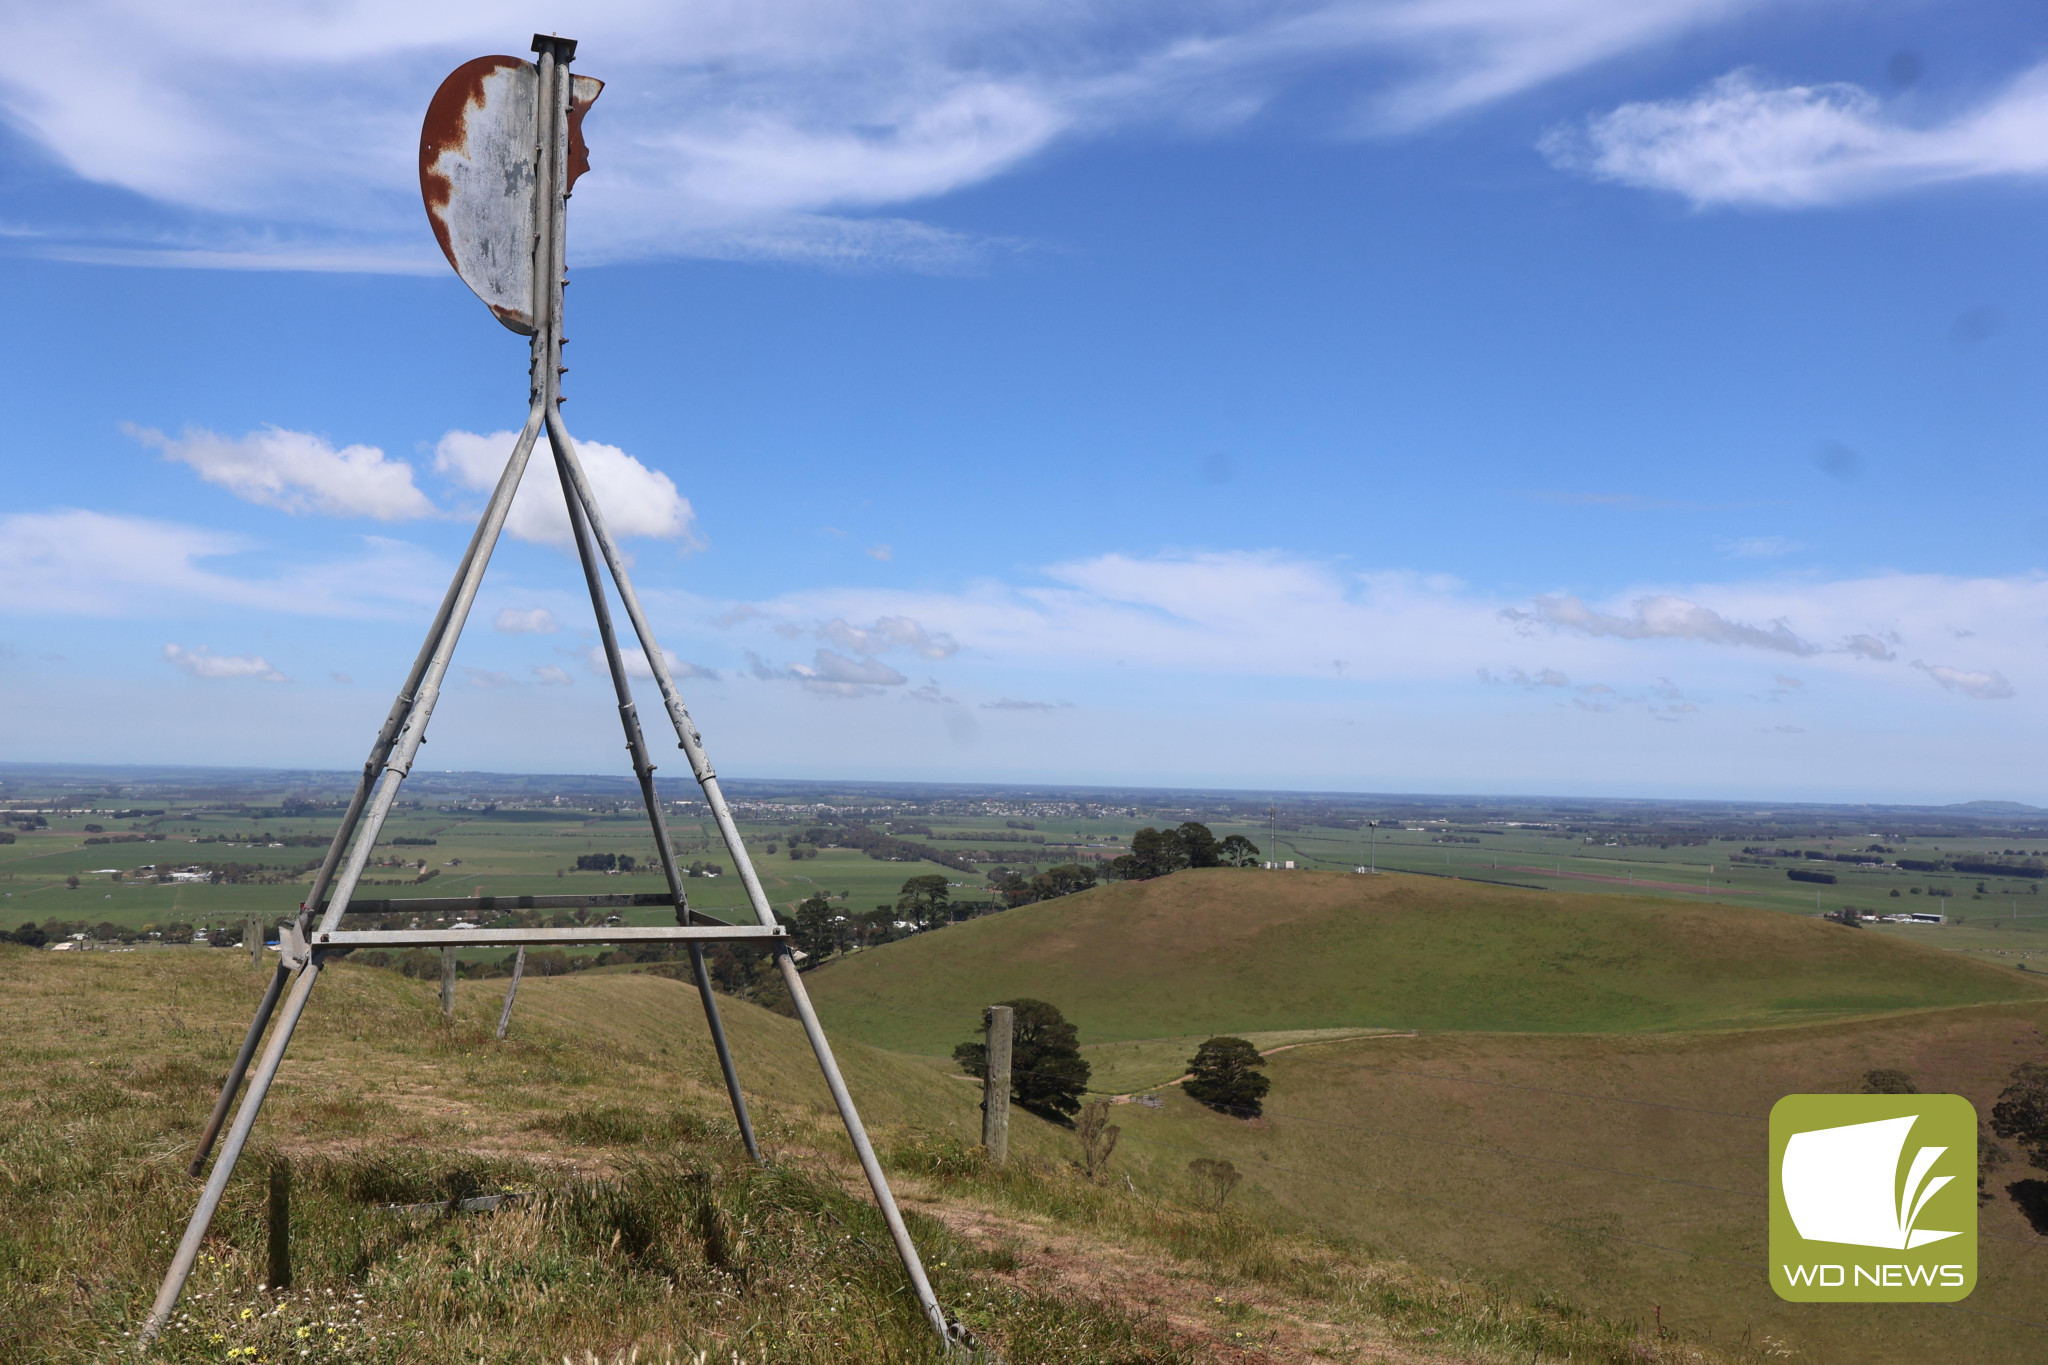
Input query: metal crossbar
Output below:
<box><xmin>141</xmin><ymin>34</ymin><xmax>958</xmax><ymax>1354</ymax></box>
<box><xmin>311</xmin><ymin>925</ymin><xmax>784</xmax><ymax>949</ymax></box>
<box><xmin>319</xmin><ymin>892</ymin><xmax>682</xmax><ymax>915</ymax></box>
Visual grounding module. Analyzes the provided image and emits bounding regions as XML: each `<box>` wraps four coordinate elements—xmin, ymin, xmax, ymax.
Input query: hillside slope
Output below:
<box><xmin>803</xmin><ymin>868</ymin><xmax>2047</xmax><ymax>1053</ymax></box>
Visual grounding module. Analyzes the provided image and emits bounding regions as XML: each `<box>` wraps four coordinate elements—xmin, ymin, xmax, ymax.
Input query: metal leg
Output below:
<box><xmin>546</xmin><ymin>407</ymin><xmax>953</xmax><ymax>1344</ymax></box>
<box><xmin>142</xmin><ymin>959</ymin><xmax>325</xmax><ymax>1344</ymax></box>
<box><xmin>143</xmin><ymin>408</ymin><xmax>546</xmax><ymax>1348</ymax></box>
<box><xmin>188</xmin><ymin>962</ymin><xmax>288</xmax><ymax>1177</ymax></box>
<box><xmin>688</xmin><ymin>942</ymin><xmax>759</xmax><ymax>1159</ymax></box>
<box><xmin>496</xmin><ymin>946</ymin><xmax>526</xmax><ymax>1040</ymax></box>
<box><xmin>553</xmin><ymin>432</ymin><xmax>761</xmax><ymax>1161</ymax></box>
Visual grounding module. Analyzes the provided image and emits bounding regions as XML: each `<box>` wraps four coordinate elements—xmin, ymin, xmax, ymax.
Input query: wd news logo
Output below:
<box><xmin>1769</xmin><ymin>1094</ymin><xmax>1976</xmax><ymax>1302</ymax></box>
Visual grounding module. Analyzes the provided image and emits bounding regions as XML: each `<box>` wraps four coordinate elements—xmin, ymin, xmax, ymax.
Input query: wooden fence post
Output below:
<box><xmin>981</xmin><ymin>1004</ymin><xmax>1013</xmax><ymax>1164</ymax></box>
<box><xmin>495</xmin><ymin>946</ymin><xmax>526</xmax><ymax>1040</ymax></box>
<box><xmin>265</xmin><ymin>1160</ymin><xmax>292</xmax><ymax>1290</ymax></box>
<box><xmin>248</xmin><ymin>915</ymin><xmax>263</xmax><ymax>967</ymax></box>
<box><xmin>439</xmin><ymin>947</ymin><xmax>457</xmax><ymax>1019</ymax></box>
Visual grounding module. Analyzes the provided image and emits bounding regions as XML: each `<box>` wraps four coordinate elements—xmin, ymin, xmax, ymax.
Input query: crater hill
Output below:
<box><xmin>802</xmin><ymin>868</ymin><xmax>2045</xmax><ymax>1054</ymax></box>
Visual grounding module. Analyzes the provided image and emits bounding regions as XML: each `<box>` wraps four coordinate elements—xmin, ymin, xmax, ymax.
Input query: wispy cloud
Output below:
<box><xmin>1913</xmin><ymin>660</ymin><xmax>2015</xmax><ymax>700</ymax></box>
<box><xmin>1721</xmin><ymin>535</ymin><xmax>1805</xmax><ymax>559</ymax></box>
<box><xmin>0</xmin><ymin>509</ymin><xmax>444</xmax><ymax>618</ymax></box>
<box><xmin>163</xmin><ymin>642</ymin><xmax>285</xmax><ymax>683</ymax></box>
<box><xmin>1502</xmin><ymin>593</ymin><xmax>1819</xmax><ymax>655</ymax></box>
<box><xmin>590</xmin><ymin>645</ymin><xmax>720</xmax><ymax>683</ymax></box>
<box><xmin>1545</xmin><ymin>64</ymin><xmax>2048</xmax><ymax>208</ymax></box>
<box><xmin>494</xmin><ymin>607</ymin><xmax>558</xmax><ymax>635</ymax></box>
<box><xmin>0</xmin><ymin>1</ymin><xmax>1778</xmax><ymax>270</ymax></box>
<box><xmin>981</xmin><ymin>697</ymin><xmax>1074</xmax><ymax>711</ymax></box>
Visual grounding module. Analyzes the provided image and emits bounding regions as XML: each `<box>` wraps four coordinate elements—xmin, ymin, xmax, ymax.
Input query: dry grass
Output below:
<box><xmin>0</xmin><ymin>944</ymin><xmax>1806</xmax><ymax>1364</ymax></box>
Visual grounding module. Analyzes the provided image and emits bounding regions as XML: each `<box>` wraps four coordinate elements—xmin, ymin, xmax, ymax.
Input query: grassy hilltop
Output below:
<box><xmin>802</xmin><ymin>868</ymin><xmax>2045</xmax><ymax>1054</ymax></box>
<box><xmin>798</xmin><ymin>868</ymin><xmax>2048</xmax><ymax>1364</ymax></box>
<box><xmin>0</xmin><ymin>942</ymin><xmax>1765</xmax><ymax>1365</ymax></box>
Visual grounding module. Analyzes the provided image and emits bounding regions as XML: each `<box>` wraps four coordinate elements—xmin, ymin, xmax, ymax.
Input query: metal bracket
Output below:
<box><xmin>278</xmin><ymin>921</ymin><xmax>311</xmax><ymax>971</ymax></box>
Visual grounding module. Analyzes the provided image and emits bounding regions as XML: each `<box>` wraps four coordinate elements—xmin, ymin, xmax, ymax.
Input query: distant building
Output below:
<box><xmin>1907</xmin><ymin>912</ymin><xmax>1945</xmax><ymax>924</ymax></box>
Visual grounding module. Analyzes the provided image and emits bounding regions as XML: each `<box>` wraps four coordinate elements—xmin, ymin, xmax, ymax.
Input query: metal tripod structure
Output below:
<box><xmin>142</xmin><ymin>35</ymin><xmax>954</xmax><ymax>1350</ymax></box>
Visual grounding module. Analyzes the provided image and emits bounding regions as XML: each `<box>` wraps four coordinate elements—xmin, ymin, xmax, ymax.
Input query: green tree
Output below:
<box><xmin>1859</xmin><ymin>1068</ymin><xmax>1918</xmax><ymax>1095</ymax></box>
<box><xmin>953</xmin><ymin>998</ymin><xmax>1092</xmax><ymax>1120</ymax></box>
<box><xmin>1217</xmin><ymin>834</ymin><xmax>1261</xmax><ymax>867</ymax></box>
<box><xmin>1182</xmin><ymin>1036</ymin><xmax>1271</xmax><ymax>1118</ymax></box>
<box><xmin>897</xmin><ymin>874</ymin><xmax>952</xmax><ymax>926</ymax></box>
<box><xmin>1991</xmin><ymin>1061</ymin><xmax>2048</xmax><ymax>1169</ymax></box>
<box><xmin>1028</xmin><ymin>863</ymin><xmax>1098</xmax><ymax>901</ymax></box>
<box><xmin>790</xmin><ymin>895</ymin><xmax>846</xmax><ymax>962</ymax></box>
<box><xmin>1174</xmin><ymin>822</ymin><xmax>1221</xmax><ymax>868</ymax></box>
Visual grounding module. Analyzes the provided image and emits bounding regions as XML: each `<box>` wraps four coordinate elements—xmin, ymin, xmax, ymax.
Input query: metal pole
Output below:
<box><xmin>188</xmin><ymin>962</ymin><xmax>287</xmax><ymax>1177</ymax></box>
<box><xmin>141</xmin><ymin>956</ymin><xmax>324</xmax><ymax>1344</ymax></box>
<box><xmin>981</xmin><ymin>1005</ymin><xmax>1012</xmax><ymax>1164</ymax></box>
<box><xmin>439</xmin><ymin>946</ymin><xmax>458</xmax><ymax>1019</ymax></box>
<box><xmin>144</xmin><ymin>391</ymin><xmax>545</xmax><ymax>1349</ymax></box>
<box><xmin>544</xmin><ymin>415</ymin><xmax>955</xmax><ymax>1345</ymax></box>
<box><xmin>553</xmin><ymin>432</ymin><xmax>759</xmax><ymax>1161</ymax></box>
<box><xmin>188</xmin><ymin>475</ymin><xmax>500</xmax><ymax>1178</ymax></box>
<box><xmin>496</xmin><ymin>945</ymin><xmax>526</xmax><ymax>1040</ymax></box>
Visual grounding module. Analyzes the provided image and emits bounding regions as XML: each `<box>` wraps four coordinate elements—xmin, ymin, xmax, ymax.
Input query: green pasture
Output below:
<box><xmin>803</xmin><ymin>868</ymin><xmax>2048</xmax><ymax>1054</ymax></box>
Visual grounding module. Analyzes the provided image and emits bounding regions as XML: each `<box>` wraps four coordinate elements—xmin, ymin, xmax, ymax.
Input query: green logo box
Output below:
<box><xmin>1769</xmin><ymin>1093</ymin><xmax>1976</xmax><ymax>1302</ymax></box>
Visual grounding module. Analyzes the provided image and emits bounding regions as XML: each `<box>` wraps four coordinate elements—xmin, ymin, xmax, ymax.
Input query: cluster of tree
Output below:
<box><xmin>1105</xmin><ymin>822</ymin><xmax>1260</xmax><ymax>881</ymax></box>
<box><xmin>82</xmin><ymin>833</ymin><xmax>156</xmax><ymax>846</ymax></box>
<box><xmin>986</xmin><ymin>862</ymin><xmax>1098</xmax><ymax>908</ymax></box>
<box><xmin>8</xmin><ymin>815</ymin><xmax>47</xmax><ymax>831</ymax></box>
<box><xmin>1951</xmin><ymin>857</ymin><xmax>2047</xmax><ymax>879</ymax></box>
<box><xmin>574</xmin><ymin>852</ymin><xmax>638</xmax><ymax>872</ymax></box>
<box><xmin>1787</xmin><ymin>868</ymin><xmax>1837</xmax><ymax>885</ymax></box>
<box><xmin>954</xmin><ymin>998</ymin><xmax>1092</xmax><ymax>1120</ymax></box>
<box><xmin>941</xmin><ymin>830</ymin><xmax>1048</xmax><ymax>845</ymax></box>
<box><xmin>390</xmin><ymin>837</ymin><xmax>437</xmax><ymax>846</ymax></box>
<box><xmin>1866</xmin><ymin>1064</ymin><xmax>2048</xmax><ymax>1207</ymax></box>
<box><xmin>794</xmin><ymin>824</ymin><xmax>973</xmax><ymax>873</ymax></box>
<box><xmin>0</xmin><ymin>832</ymin><xmax>14</xmax><ymax>845</ymax></box>
<box><xmin>1823</xmin><ymin>906</ymin><xmax>1862</xmax><ymax>927</ymax></box>
<box><xmin>1181</xmin><ymin>1036</ymin><xmax>1271</xmax><ymax>1118</ymax></box>
<box><xmin>193</xmin><ymin>831</ymin><xmax>332</xmax><ymax>847</ymax></box>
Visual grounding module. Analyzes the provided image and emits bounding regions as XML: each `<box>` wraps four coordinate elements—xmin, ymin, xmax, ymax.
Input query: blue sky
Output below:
<box><xmin>4</xmin><ymin>1</ymin><xmax>2048</xmax><ymax>801</ymax></box>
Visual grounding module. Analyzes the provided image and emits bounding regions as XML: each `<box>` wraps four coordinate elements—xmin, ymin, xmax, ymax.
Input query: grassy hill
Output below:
<box><xmin>1</xmin><ymin>943</ymin><xmax>1747</xmax><ymax>1365</ymax></box>
<box><xmin>803</xmin><ymin>868</ymin><xmax>2046</xmax><ymax>1055</ymax></box>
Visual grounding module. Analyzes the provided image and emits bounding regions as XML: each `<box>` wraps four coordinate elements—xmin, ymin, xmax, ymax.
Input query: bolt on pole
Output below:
<box><xmin>981</xmin><ymin>1005</ymin><xmax>1013</xmax><ymax>1164</ymax></box>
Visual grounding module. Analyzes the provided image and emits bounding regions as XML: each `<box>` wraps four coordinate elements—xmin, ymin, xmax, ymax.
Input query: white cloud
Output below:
<box><xmin>1502</xmin><ymin>593</ymin><xmax>1818</xmax><ymax>654</ymax></box>
<box><xmin>712</xmin><ymin>553</ymin><xmax>2048</xmax><ymax>718</ymax></box>
<box><xmin>530</xmin><ymin>665</ymin><xmax>574</xmax><ymax>687</ymax></box>
<box><xmin>1913</xmin><ymin>661</ymin><xmax>2015</xmax><ymax>701</ymax></box>
<box><xmin>1545</xmin><ymin>65</ymin><xmax>2048</xmax><ymax>208</ymax></box>
<box><xmin>0</xmin><ymin>1</ymin><xmax>1773</xmax><ymax>270</ymax></box>
<box><xmin>590</xmin><ymin>645</ymin><xmax>720</xmax><ymax>682</ymax></box>
<box><xmin>1841</xmin><ymin>633</ymin><xmax>1897</xmax><ymax>662</ymax></box>
<box><xmin>867</xmin><ymin>544</ymin><xmax>894</xmax><ymax>562</ymax></box>
<box><xmin>134</xmin><ymin>424</ymin><xmax>435</xmax><ymax>520</ymax></box>
<box><xmin>815</xmin><ymin>615</ymin><xmax>957</xmax><ymax>659</ymax></box>
<box><xmin>494</xmin><ymin>607</ymin><xmax>558</xmax><ymax>635</ymax></box>
<box><xmin>434</xmin><ymin>430</ymin><xmax>697</xmax><ymax>550</ymax></box>
<box><xmin>982</xmin><ymin>698</ymin><xmax>1073</xmax><ymax>711</ymax></box>
<box><xmin>0</xmin><ymin>508</ymin><xmax>444</xmax><ymax>618</ymax></box>
<box><xmin>465</xmin><ymin>668</ymin><xmax>516</xmax><ymax>689</ymax></box>
<box><xmin>748</xmin><ymin>646</ymin><xmax>909</xmax><ymax>696</ymax></box>
<box><xmin>163</xmin><ymin>642</ymin><xmax>285</xmax><ymax>683</ymax></box>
